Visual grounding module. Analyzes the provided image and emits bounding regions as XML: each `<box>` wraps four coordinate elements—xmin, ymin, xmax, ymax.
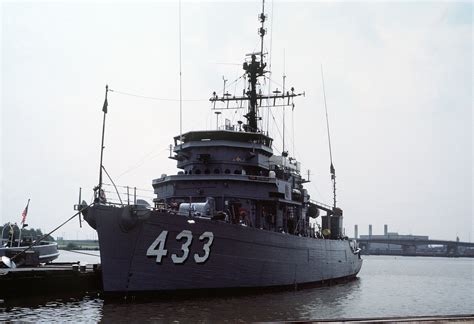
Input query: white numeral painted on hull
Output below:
<box><xmin>194</xmin><ymin>232</ymin><xmax>214</xmax><ymax>263</ymax></box>
<box><xmin>147</xmin><ymin>230</ymin><xmax>214</xmax><ymax>264</ymax></box>
<box><xmin>146</xmin><ymin>230</ymin><xmax>168</xmax><ymax>263</ymax></box>
<box><xmin>171</xmin><ymin>230</ymin><xmax>193</xmax><ymax>264</ymax></box>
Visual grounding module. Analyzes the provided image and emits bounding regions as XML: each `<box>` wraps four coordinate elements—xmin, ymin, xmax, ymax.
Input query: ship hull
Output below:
<box><xmin>88</xmin><ymin>205</ymin><xmax>362</xmax><ymax>293</ymax></box>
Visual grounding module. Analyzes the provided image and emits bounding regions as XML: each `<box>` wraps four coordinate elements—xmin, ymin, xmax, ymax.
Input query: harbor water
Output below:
<box><xmin>1</xmin><ymin>253</ymin><xmax>472</xmax><ymax>322</ymax></box>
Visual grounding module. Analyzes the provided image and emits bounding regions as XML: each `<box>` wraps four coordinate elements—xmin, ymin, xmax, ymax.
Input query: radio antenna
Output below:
<box><xmin>321</xmin><ymin>65</ymin><xmax>336</xmax><ymax>208</ymax></box>
<box><xmin>96</xmin><ymin>84</ymin><xmax>108</xmax><ymax>202</ymax></box>
<box><xmin>282</xmin><ymin>49</ymin><xmax>286</xmax><ymax>155</ymax></box>
<box><xmin>259</xmin><ymin>0</ymin><xmax>266</xmax><ymax>64</ymax></box>
<box><xmin>179</xmin><ymin>0</ymin><xmax>183</xmax><ymax>141</ymax></box>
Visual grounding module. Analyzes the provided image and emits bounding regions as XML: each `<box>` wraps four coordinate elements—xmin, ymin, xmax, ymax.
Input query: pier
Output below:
<box><xmin>0</xmin><ymin>262</ymin><xmax>102</xmax><ymax>299</ymax></box>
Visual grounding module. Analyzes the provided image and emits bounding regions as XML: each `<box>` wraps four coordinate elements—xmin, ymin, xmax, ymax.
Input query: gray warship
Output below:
<box><xmin>80</xmin><ymin>1</ymin><xmax>362</xmax><ymax>294</ymax></box>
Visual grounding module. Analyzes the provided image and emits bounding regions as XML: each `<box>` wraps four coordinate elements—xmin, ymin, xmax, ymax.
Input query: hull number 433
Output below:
<box><xmin>146</xmin><ymin>230</ymin><xmax>214</xmax><ymax>264</ymax></box>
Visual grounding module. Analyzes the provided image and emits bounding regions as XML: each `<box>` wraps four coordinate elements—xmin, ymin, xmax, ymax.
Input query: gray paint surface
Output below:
<box><xmin>88</xmin><ymin>205</ymin><xmax>362</xmax><ymax>292</ymax></box>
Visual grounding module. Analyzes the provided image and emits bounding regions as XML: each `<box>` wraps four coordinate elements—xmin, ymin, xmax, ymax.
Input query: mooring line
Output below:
<box><xmin>64</xmin><ymin>250</ymin><xmax>100</xmax><ymax>257</ymax></box>
<box><xmin>10</xmin><ymin>202</ymin><xmax>95</xmax><ymax>262</ymax></box>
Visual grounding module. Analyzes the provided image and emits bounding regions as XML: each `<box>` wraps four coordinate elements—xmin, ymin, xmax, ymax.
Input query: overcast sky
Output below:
<box><xmin>1</xmin><ymin>0</ymin><xmax>472</xmax><ymax>241</ymax></box>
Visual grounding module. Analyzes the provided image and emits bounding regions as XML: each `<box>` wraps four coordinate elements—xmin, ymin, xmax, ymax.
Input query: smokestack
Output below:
<box><xmin>384</xmin><ymin>224</ymin><xmax>388</xmax><ymax>236</ymax></box>
<box><xmin>369</xmin><ymin>224</ymin><xmax>372</xmax><ymax>238</ymax></box>
<box><xmin>354</xmin><ymin>224</ymin><xmax>358</xmax><ymax>239</ymax></box>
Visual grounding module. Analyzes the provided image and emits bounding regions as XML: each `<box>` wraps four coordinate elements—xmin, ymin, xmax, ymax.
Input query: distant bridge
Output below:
<box><xmin>356</xmin><ymin>238</ymin><xmax>474</xmax><ymax>257</ymax></box>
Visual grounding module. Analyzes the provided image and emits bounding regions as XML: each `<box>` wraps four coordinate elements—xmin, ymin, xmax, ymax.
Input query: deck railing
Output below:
<box><xmin>101</xmin><ymin>183</ymin><xmax>154</xmax><ymax>206</ymax></box>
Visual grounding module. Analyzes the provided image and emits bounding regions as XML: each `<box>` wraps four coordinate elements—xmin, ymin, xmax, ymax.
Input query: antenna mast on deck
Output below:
<box><xmin>321</xmin><ymin>65</ymin><xmax>337</xmax><ymax>209</ymax></box>
<box><xmin>178</xmin><ymin>0</ymin><xmax>183</xmax><ymax>141</ymax></box>
<box><xmin>96</xmin><ymin>84</ymin><xmax>108</xmax><ymax>201</ymax></box>
<box><xmin>210</xmin><ymin>0</ymin><xmax>304</xmax><ymax>134</ymax></box>
<box><xmin>259</xmin><ymin>0</ymin><xmax>266</xmax><ymax>65</ymax></box>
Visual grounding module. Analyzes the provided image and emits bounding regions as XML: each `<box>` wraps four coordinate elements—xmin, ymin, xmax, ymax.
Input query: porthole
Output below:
<box><xmin>204</xmin><ymin>169</ymin><xmax>210</xmax><ymax>174</ymax></box>
<box><xmin>224</xmin><ymin>169</ymin><xmax>230</xmax><ymax>174</ymax></box>
<box><xmin>214</xmin><ymin>169</ymin><xmax>220</xmax><ymax>174</ymax></box>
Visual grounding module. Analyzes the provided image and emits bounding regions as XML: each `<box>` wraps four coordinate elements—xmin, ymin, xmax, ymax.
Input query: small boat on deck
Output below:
<box><xmin>0</xmin><ymin>222</ymin><xmax>59</xmax><ymax>267</ymax></box>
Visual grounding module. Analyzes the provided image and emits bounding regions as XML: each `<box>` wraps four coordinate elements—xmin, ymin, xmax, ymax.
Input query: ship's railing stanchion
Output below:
<box><xmin>127</xmin><ymin>186</ymin><xmax>130</xmax><ymax>205</ymax></box>
<box><xmin>17</xmin><ymin>225</ymin><xmax>22</xmax><ymax>247</ymax></box>
<box><xmin>78</xmin><ymin>187</ymin><xmax>82</xmax><ymax>228</ymax></box>
<box><xmin>0</xmin><ymin>226</ymin><xmax>7</xmax><ymax>246</ymax></box>
<box><xmin>134</xmin><ymin>187</ymin><xmax>137</xmax><ymax>205</ymax></box>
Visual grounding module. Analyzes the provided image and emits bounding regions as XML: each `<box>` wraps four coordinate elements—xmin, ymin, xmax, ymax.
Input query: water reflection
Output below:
<box><xmin>0</xmin><ymin>295</ymin><xmax>103</xmax><ymax>323</ymax></box>
<box><xmin>1</xmin><ymin>256</ymin><xmax>473</xmax><ymax>322</ymax></box>
<box><xmin>100</xmin><ymin>279</ymin><xmax>362</xmax><ymax>322</ymax></box>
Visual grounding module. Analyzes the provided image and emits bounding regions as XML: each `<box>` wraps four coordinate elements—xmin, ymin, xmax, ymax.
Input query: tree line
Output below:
<box><xmin>0</xmin><ymin>223</ymin><xmax>55</xmax><ymax>242</ymax></box>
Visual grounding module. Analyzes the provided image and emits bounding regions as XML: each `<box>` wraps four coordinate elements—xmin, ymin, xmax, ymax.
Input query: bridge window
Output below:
<box><xmin>188</xmin><ymin>170</ymin><xmax>192</xmax><ymax>175</ymax></box>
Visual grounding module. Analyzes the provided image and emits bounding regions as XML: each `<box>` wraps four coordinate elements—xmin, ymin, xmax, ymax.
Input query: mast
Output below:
<box><xmin>259</xmin><ymin>0</ymin><xmax>266</xmax><ymax>64</ymax></box>
<box><xmin>209</xmin><ymin>0</ymin><xmax>304</xmax><ymax>134</ymax></box>
<box><xmin>97</xmin><ymin>84</ymin><xmax>108</xmax><ymax>201</ymax></box>
<box><xmin>282</xmin><ymin>50</ymin><xmax>286</xmax><ymax>155</ymax></box>
<box><xmin>243</xmin><ymin>54</ymin><xmax>265</xmax><ymax>132</ymax></box>
<box><xmin>321</xmin><ymin>65</ymin><xmax>337</xmax><ymax>209</ymax></box>
<box><xmin>209</xmin><ymin>0</ymin><xmax>305</xmax><ymax>133</ymax></box>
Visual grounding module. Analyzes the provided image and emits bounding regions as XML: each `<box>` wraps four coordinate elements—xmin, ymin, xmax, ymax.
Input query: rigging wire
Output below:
<box><xmin>321</xmin><ymin>64</ymin><xmax>337</xmax><ymax>208</ymax></box>
<box><xmin>108</xmin><ymin>76</ymin><xmax>246</xmax><ymax>106</ymax></box>
<box><xmin>321</xmin><ymin>65</ymin><xmax>334</xmax><ymax>167</ymax></box>
<box><xmin>265</xmin><ymin>0</ymin><xmax>274</xmax><ymax>134</ymax></box>
<box><xmin>108</xmin><ymin>77</ymin><xmax>244</xmax><ymax>105</ymax></box>
<box><xmin>268</xmin><ymin>108</ymin><xmax>284</xmax><ymax>147</ymax></box>
<box><xmin>10</xmin><ymin>202</ymin><xmax>95</xmax><ymax>263</ymax></box>
<box><xmin>115</xmin><ymin>147</ymin><xmax>169</xmax><ymax>179</ymax></box>
<box><xmin>282</xmin><ymin>49</ymin><xmax>286</xmax><ymax>154</ymax></box>
<box><xmin>214</xmin><ymin>74</ymin><xmax>245</xmax><ymax>98</ymax></box>
<box><xmin>109</xmin><ymin>89</ymin><xmax>207</xmax><ymax>102</ymax></box>
<box><xmin>102</xmin><ymin>190</ymin><xmax>154</xmax><ymax>201</ymax></box>
<box><xmin>261</xmin><ymin>75</ymin><xmax>300</xmax><ymax>158</ymax></box>
<box><xmin>292</xmin><ymin>104</ymin><xmax>295</xmax><ymax>156</ymax></box>
<box><xmin>66</xmin><ymin>250</ymin><xmax>100</xmax><ymax>258</ymax></box>
<box><xmin>102</xmin><ymin>166</ymin><xmax>123</xmax><ymax>205</ymax></box>
<box><xmin>102</xmin><ymin>183</ymin><xmax>154</xmax><ymax>193</ymax></box>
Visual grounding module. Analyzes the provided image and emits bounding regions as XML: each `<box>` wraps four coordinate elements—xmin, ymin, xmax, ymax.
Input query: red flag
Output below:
<box><xmin>21</xmin><ymin>199</ymin><xmax>30</xmax><ymax>225</ymax></box>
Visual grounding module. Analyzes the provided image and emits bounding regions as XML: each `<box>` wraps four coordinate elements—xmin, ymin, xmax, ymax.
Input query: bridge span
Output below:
<box><xmin>356</xmin><ymin>238</ymin><xmax>474</xmax><ymax>257</ymax></box>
